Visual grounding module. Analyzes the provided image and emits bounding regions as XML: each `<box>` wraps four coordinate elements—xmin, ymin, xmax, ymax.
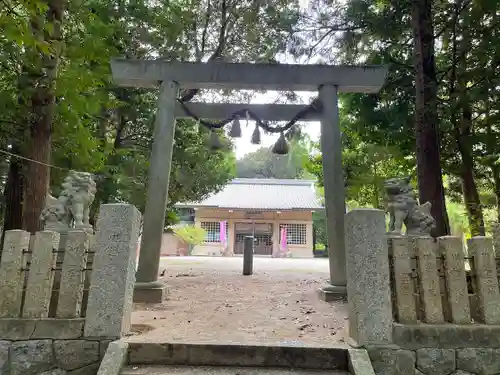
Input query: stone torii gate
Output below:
<box><xmin>110</xmin><ymin>59</ymin><xmax>387</xmax><ymax>303</ymax></box>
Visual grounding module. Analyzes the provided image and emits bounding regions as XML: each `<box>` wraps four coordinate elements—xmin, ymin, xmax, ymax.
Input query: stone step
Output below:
<box><xmin>127</xmin><ymin>342</ymin><xmax>349</xmax><ymax>370</ymax></box>
<box><xmin>121</xmin><ymin>365</ymin><xmax>350</xmax><ymax>375</ymax></box>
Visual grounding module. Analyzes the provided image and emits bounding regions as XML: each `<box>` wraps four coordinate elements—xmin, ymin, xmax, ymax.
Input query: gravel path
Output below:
<box><xmin>128</xmin><ymin>257</ymin><xmax>348</xmax><ymax>347</ymax></box>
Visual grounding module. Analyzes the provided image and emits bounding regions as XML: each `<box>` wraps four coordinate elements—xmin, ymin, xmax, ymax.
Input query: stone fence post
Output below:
<box><xmin>345</xmin><ymin>208</ymin><xmax>393</xmax><ymax>346</ymax></box>
<box><xmin>84</xmin><ymin>204</ymin><xmax>142</xmax><ymax>338</ymax></box>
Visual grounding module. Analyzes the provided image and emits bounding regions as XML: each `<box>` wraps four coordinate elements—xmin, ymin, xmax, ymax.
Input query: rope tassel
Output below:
<box><xmin>209</xmin><ymin>130</ymin><xmax>224</xmax><ymax>150</ymax></box>
<box><xmin>272</xmin><ymin>132</ymin><xmax>289</xmax><ymax>155</ymax></box>
<box><xmin>229</xmin><ymin>117</ymin><xmax>242</xmax><ymax>138</ymax></box>
<box><xmin>251</xmin><ymin>124</ymin><xmax>261</xmax><ymax>145</ymax></box>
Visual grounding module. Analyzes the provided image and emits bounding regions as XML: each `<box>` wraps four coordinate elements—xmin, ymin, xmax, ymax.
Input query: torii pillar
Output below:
<box><xmin>317</xmin><ymin>84</ymin><xmax>348</xmax><ymax>301</ymax></box>
<box><xmin>110</xmin><ymin>59</ymin><xmax>387</xmax><ymax>303</ymax></box>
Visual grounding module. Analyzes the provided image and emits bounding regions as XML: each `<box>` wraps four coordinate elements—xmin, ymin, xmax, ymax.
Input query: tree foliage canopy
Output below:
<box><xmin>302</xmin><ymin>0</ymin><xmax>500</xmax><ymax>236</ymax></box>
<box><xmin>0</xmin><ymin>0</ymin><xmax>301</xmax><ymax>230</ymax></box>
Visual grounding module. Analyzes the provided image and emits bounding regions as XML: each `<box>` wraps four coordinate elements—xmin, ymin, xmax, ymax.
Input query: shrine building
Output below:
<box><xmin>174</xmin><ymin>178</ymin><xmax>322</xmax><ymax>257</ymax></box>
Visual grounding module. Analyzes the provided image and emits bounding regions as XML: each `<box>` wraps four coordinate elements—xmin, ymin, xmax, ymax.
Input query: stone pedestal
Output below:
<box><xmin>318</xmin><ymin>284</ymin><xmax>347</xmax><ymax>302</ymax></box>
<box><xmin>133</xmin><ymin>282</ymin><xmax>169</xmax><ymax>304</ymax></box>
<box><xmin>345</xmin><ymin>208</ymin><xmax>393</xmax><ymax>346</ymax></box>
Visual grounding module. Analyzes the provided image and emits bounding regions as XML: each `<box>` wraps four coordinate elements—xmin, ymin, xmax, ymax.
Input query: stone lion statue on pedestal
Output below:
<box><xmin>40</xmin><ymin>171</ymin><xmax>97</xmax><ymax>232</ymax></box>
<box><xmin>384</xmin><ymin>177</ymin><xmax>436</xmax><ymax>236</ymax></box>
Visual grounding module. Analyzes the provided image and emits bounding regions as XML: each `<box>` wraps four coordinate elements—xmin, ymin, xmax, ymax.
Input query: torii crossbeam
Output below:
<box><xmin>110</xmin><ymin>59</ymin><xmax>387</xmax><ymax>303</ymax></box>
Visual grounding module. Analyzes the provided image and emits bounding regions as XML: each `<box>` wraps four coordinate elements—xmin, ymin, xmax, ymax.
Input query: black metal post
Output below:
<box><xmin>243</xmin><ymin>236</ymin><xmax>254</xmax><ymax>275</ymax></box>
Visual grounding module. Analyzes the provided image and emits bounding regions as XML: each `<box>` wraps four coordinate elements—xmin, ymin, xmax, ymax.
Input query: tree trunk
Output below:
<box><xmin>452</xmin><ymin>1</ymin><xmax>485</xmax><ymax>236</ymax></box>
<box><xmin>455</xmin><ymin>88</ymin><xmax>485</xmax><ymax>236</ymax></box>
<box><xmin>484</xmin><ymin>120</ymin><xmax>500</xmax><ymax>223</ymax></box>
<box><xmin>22</xmin><ymin>0</ymin><xmax>65</xmax><ymax>233</ymax></box>
<box><xmin>3</xmin><ymin>59</ymin><xmax>31</xmax><ymax>241</ymax></box>
<box><xmin>3</xmin><ymin>154</ymin><xmax>24</xmax><ymax>231</ymax></box>
<box><xmin>411</xmin><ymin>0</ymin><xmax>450</xmax><ymax>236</ymax></box>
<box><xmin>456</xmin><ymin>125</ymin><xmax>485</xmax><ymax>236</ymax></box>
<box><xmin>1</xmin><ymin>148</ymin><xmax>24</xmax><ymax>252</ymax></box>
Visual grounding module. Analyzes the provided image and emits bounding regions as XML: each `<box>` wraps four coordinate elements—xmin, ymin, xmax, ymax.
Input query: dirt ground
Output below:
<box><xmin>128</xmin><ymin>257</ymin><xmax>348</xmax><ymax>347</ymax></box>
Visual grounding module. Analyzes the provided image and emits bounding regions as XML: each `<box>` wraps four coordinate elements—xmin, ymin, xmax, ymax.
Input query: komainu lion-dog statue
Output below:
<box><xmin>384</xmin><ymin>176</ymin><xmax>436</xmax><ymax>236</ymax></box>
<box><xmin>40</xmin><ymin>170</ymin><xmax>97</xmax><ymax>232</ymax></box>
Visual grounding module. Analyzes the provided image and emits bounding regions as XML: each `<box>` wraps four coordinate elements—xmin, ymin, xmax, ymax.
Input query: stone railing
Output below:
<box><xmin>345</xmin><ymin>208</ymin><xmax>500</xmax><ymax>375</ymax></box>
<box><xmin>0</xmin><ymin>204</ymin><xmax>141</xmax><ymax>375</ymax></box>
<box><xmin>388</xmin><ymin>235</ymin><xmax>500</xmax><ymax>326</ymax></box>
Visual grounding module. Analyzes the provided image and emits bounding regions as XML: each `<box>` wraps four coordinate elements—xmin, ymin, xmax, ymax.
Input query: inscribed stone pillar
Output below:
<box><xmin>345</xmin><ymin>208</ymin><xmax>393</xmax><ymax>346</ymax></box>
<box><xmin>468</xmin><ymin>236</ymin><xmax>500</xmax><ymax>324</ymax></box>
<box><xmin>84</xmin><ymin>204</ymin><xmax>141</xmax><ymax>338</ymax></box>
<box><xmin>135</xmin><ymin>80</ymin><xmax>178</xmax><ymax>302</ymax></box>
<box><xmin>318</xmin><ymin>84</ymin><xmax>347</xmax><ymax>300</ymax></box>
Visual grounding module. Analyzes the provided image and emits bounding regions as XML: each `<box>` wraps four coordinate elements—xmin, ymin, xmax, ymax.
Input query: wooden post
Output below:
<box><xmin>243</xmin><ymin>236</ymin><xmax>254</xmax><ymax>276</ymax></box>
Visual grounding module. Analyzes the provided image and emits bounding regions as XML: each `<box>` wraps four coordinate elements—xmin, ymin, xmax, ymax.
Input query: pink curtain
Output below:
<box><xmin>280</xmin><ymin>227</ymin><xmax>287</xmax><ymax>251</ymax></box>
<box><xmin>220</xmin><ymin>221</ymin><xmax>227</xmax><ymax>246</ymax></box>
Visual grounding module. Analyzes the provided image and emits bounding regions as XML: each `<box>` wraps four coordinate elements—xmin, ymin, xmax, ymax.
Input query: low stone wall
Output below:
<box><xmin>365</xmin><ymin>324</ymin><xmax>500</xmax><ymax>375</ymax></box>
<box><xmin>392</xmin><ymin>324</ymin><xmax>500</xmax><ymax>348</ymax></box>
<box><xmin>343</xmin><ymin>209</ymin><xmax>500</xmax><ymax>375</ymax></box>
<box><xmin>368</xmin><ymin>346</ymin><xmax>500</xmax><ymax>375</ymax></box>
<box><xmin>0</xmin><ymin>204</ymin><xmax>142</xmax><ymax>375</ymax></box>
<box><xmin>0</xmin><ymin>318</ymin><xmax>112</xmax><ymax>375</ymax></box>
<box><xmin>0</xmin><ymin>337</ymin><xmax>111</xmax><ymax>375</ymax></box>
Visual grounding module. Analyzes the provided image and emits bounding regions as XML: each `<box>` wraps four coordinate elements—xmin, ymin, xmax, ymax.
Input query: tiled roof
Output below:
<box><xmin>176</xmin><ymin>178</ymin><xmax>323</xmax><ymax>211</ymax></box>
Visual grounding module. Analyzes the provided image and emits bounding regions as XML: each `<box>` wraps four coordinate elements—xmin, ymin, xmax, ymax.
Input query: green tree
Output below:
<box><xmin>294</xmin><ymin>0</ymin><xmax>500</xmax><ymax>236</ymax></box>
<box><xmin>173</xmin><ymin>225</ymin><xmax>206</xmax><ymax>255</ymax></box>
<box><xmin>0</xmin><ymin>0</ymin><xmax>303</xmax><ymax>233</ymax></box>
<box><xmin>236</xmin><ymin>134</ymin><xmax>312</xmax><ymax>179</ymax></box>
<box><xmin>307</xmin><ymin>133</ymin><xmax>413</xmax><ymax>208</ymax></box>
<box><xmin>411</xmin><ymin>0</ymin><xmax>450</xmax><ymax>236</ymax></box>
